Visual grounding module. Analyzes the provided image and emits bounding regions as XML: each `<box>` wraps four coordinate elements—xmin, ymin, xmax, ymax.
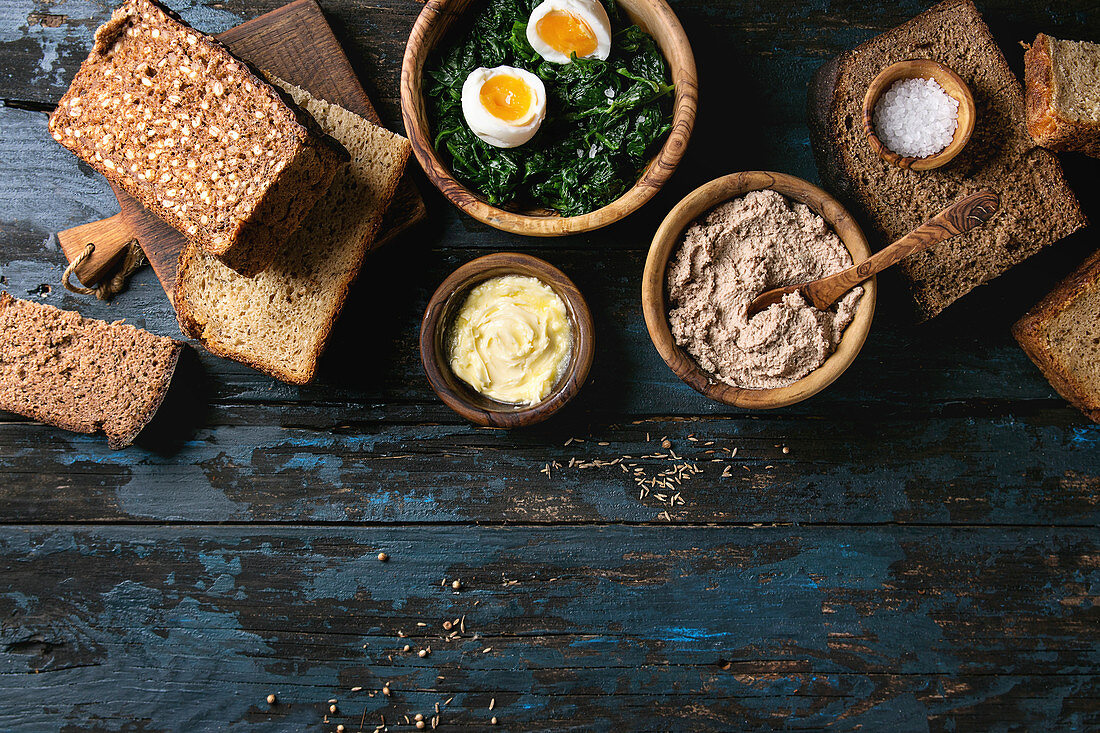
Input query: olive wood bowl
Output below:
<box><xmin>400</xmin><ymin>0</ymin><xmax>698</xmax><ymax>235</ymax></box>
<box><xmin>863</xmin><ymin>59</ymin><xmax>976</xmax><ymax>171</ymax></box>
<box><xmin>642</xmin><ymin>171</ymin><xmax>877</xmax><ymax>410</ymax></box>
<box><xmin>420</xmin><ymin>252</ymin><xmax>595</xmax><ymax>427</ymax></box>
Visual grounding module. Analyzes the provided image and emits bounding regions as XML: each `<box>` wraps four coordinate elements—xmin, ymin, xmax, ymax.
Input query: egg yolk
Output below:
<box><xmin>479</xmin><ymin>75</ymin><xmax>534</xmax><ymax>123</ymax></box>
<box><xmin>536</xmin><ymin>10</ymin><xmax>597</xmax><ymax>58</ymax></box>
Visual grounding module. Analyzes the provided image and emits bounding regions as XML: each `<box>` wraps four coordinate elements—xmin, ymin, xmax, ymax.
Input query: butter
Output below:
<box><xmin>447</xmin><ymin>274</ymin><xmax>573</xmax><ymax>404</ymax></box>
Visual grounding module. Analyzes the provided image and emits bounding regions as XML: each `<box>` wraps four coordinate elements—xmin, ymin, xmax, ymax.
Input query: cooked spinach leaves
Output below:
<box><xmin>425</xmin><ymin>0</ymin><xmax>674</xmax><ymax>216</ymax></box>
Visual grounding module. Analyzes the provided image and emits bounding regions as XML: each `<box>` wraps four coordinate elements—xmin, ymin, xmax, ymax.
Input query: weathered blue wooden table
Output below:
<box><xmin>1</xmin><ymin>0</ymin><xmax>1098</xmax><ymax>729</ymax></box>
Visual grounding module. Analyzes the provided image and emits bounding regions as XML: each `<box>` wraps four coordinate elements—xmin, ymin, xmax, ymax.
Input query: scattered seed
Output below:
<box><xmin>782</xmin><ymin>446</ymin><xmax>790</xmax><ymax>454</ymax></box>
<box><xmin>415</xmin><ymin>714</ymin><xmax>424</xmax><ymax>722</ymax></box>
<box><xmin>403</xmin><ymin>645</ymin><xmax>411</xmax><ymax>652</ymax></box>
<box><xmin>350</xmin><ymin>687</ymin><xmax>362</xmax><ymax>693</ymax></box>
<box><xmin>337</xmin><ymin>726</ymin><xmax>345</xmax><ymax>732</ymax></box>
<box><xmin>419</xmin><ymin>648</ymin><xmax>431</xmax><ymax>658</ymax></box>
<box><xmin>416</xmin><ymin>721</ymin><xmax>425</xmax><ymax>729</ymax></box>
<box><xmin>382</xmin><ymin>686</ymin><xmax>391</xmax><ymax>697</ymax></box>
<box><xmin>491</xmin><ymin>717</ymin><xmax>499</xmax><ymax>725</ymax></box>
<box><xmin>266</xmin><ymin>693</ymin><xmax>276</xmax><ymax>705</ymax></box>
<box><xmin>451</xmin><ymin>580</ymin><xmax>462</xmax><ymax>590</ymax></box>
<box><xmin>329</xmin><ymin>704</ymin><xmax>337</xmax><ymax>714</ymax></box>
<box><xmin>377</xmin><ymin>552</ymin><xmax>389</xmax><ymax>562</ymax></box>
<box><xmin>489</xmin><ymin>698</ymin><xmax>496</xmax><ymax>710</ymax></box>
<box><xmin>443</xmin><ymin>620</ymin><xmax>453</xmax><ymax>630</ymax></box>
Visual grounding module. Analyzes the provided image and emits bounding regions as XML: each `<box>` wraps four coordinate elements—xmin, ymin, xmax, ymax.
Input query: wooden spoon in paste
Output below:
<box><xmin>745</xmin><ymin>189</ymin><xmax>1000</xmax><ymax>318</ymax></box>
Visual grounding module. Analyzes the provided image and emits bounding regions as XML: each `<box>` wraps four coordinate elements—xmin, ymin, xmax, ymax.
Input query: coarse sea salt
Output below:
<box><xmin>873</xmin><ymin>77</ymin><xmax>959</xmax><ymax>159</ymax></box>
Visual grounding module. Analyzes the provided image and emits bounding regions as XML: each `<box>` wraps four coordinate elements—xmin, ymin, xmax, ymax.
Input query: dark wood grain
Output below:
<box><xmin>0</xmin><ymin>525</ymin><xmax>1097</xmax><ymax>731</ymax></box>
<box><xmin>420</xmin><ymin>252</ymin><xmax>595</xmax><ymax>427</ymax></box>
<box><xmin>3</xmin><ymin>0</ymin><xmax>1100</xmax><ymax>728</ymax></box>
<box><xmin>400</xmin><ymin>0</ymin><xmax>698</xmax><ymax>235</ymax></box>
<box><xmin>57</xmin><ymin>0</ymin><xmax>426</xmax><ymax>300</ymax></box>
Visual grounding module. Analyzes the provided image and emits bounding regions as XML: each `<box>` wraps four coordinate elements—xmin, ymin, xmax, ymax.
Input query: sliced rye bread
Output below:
<box><xmin>174</xmin><ymin>78</ymin><xmax>412</xmax><ymax>384</ymax></box>
<box><xmin>1013</xmin><ymin>248</ymin><xmax>1100</xmax><ymax>422</ymax></box>
<box><xmin>1025</xmin><ymin>33</ymin><xmax>1100</xmax><ymax>158</ymax></box>
<box><xmin>49</xmin><ymin>0</ymin><xmax>347</xmax><ymax>276</ymax></box>
<box><xmin>0</xmin><ymin>292</ymin><xmax>183</xmax><ymax>448</ymax></box>
<box><xmin>807</xmin><ymin>0</ymin><xmax>1087</xmax><ymax>321</ymax></box>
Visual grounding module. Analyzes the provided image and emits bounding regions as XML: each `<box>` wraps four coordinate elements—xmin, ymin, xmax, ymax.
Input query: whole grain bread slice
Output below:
<box><xmin>1025</xmin><ymin>33</ymin><xmax>1100</xmax><ymax>158</ymax></box>
<box><xmin>49</xmin><ymin>0</ymin><xmax>347</xmax><ymax>276</ymax></box>
<box><xmin>1012</xmin><ymin>248</ymin><xmax>1100</xmax><ymax>422</ymax></box>
<box><xmin>174</xmin><ymin>78</ymin><xmax>412</xmax><ymax>384</ymax></box>
<box><xmin>0</xmin><ymin>292</ymin><xmax>183</xmax><ymax>448</ymax></box>
<box><xmin>807</xmin><ymin>0</ymin><xmax>1087</xmax><ymax>321</ymax></box>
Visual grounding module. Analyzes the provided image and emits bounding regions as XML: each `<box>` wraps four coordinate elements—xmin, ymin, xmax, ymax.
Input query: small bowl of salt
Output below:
<box><xmin>863</xmin><ymin>59</ymin><xmax>975</xmax><ymax>171</ymax></box>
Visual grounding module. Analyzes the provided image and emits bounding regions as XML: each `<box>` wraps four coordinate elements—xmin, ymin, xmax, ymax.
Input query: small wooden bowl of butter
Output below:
<box><xmin>421</xmin><ymin>253</ymin><xmax>595</xmax><ymax>427</ymax></box>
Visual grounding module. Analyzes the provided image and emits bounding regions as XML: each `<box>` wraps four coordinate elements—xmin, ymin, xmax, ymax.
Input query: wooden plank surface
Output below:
<box><xmin>0</xmin><ymin>526</ymin><xmax>1097</xmax><ymax>730</ymax></box>
<box><xmin>1</xmin><ymin>0</ymin><xmax>1099</xmax><ymax>728</ymax></box>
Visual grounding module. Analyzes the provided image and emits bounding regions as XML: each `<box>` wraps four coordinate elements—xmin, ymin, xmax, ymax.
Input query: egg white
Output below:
<box><xmin>460</xmin><ymin>66</ymin><xmax>547</xmax><ymax>149</ymax></box>
<box><xmin>526</xmin><ymin>0</ymin><xmax>612</xmax><ymax>65</ymax></box>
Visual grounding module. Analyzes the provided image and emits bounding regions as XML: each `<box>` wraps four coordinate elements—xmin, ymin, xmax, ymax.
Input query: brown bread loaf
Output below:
<box><xmin>1025</xmin><ymin>33</ymin><xmax>1100</xmax><ymax>158</ymax></box>
<box><xmin>48</xmin><ymin>0</ymin><xmax>347</xmax><ymax>276</ymax></box>
<box><xmin>175</xmin><ymin>79</ymin><xmax>412</xmax><ymax>384</ymax></box>
<box><xmin>0</xmin><ymin>293</ymin><xmax>183</xmax><ymax>448</ymax></box>
<box><xmin>807</xmin><ymin>0</ymin><xmax>1087</xmax><ymax>321</ymax></box>
<box><xmin>1013</xmin><ymin>249</ymin><xmax>1100</xmax><ymax>423</ymax></box>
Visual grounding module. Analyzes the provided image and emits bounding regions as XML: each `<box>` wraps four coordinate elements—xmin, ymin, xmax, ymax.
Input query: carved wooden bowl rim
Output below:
<box><xmin>400</xmin><ymin>0</ymin><xmax>698</xmax><ymax>235</ymax></box>
<box><xmin>862</xmin><ymin>59</ymin><xmax>977</xmax><ymax>171</ymax></box>
<box><xmin>641</xmin><ymin>171</ymin><xmax>878</xmax><ymax>409</ymax></box>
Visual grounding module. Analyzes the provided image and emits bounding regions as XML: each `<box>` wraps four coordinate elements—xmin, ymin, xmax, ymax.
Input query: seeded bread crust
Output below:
<box><xmin>174</xmin><ymin>79</ymin><xmax>412</xmax><ymax>384</ymax></box>
<box><xmin>807</xmin><ymin>0</ymin><xmax>1087</xmax><ymax>321</ymax></box>
<box><xmin>1025</xmin><ymin>34</ymin><xmax>1100</xmax><ymax>158</ymax></box>
<box><xmin>49</xmin><ymin>0</ymin><xmax>347</xmax><ymax>276</ymax></box>
<box><xmin>0</xmin><ymin>292</ymin><xmax>183</xmax><ymax>448</ymax></box>
<box><xmin>1012</xmin><ymin>249</ymin><xmax>1100</xmax><ymax>423</ymax></box>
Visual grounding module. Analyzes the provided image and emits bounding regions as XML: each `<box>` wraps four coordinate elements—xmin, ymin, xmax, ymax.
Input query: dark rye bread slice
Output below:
<box><xmin>1013</xmin><ymin>248</ymin><xmax>1100</xmax><ymax>422</ymax></box>
<box><xmin>49</xmin><ymin>0</ymin><xmax>347</xmax><ymax>276</ymax></box>
<box><xmin>1025</xmin><ymin>33</ymin><xmax>1100</xmax><ymax>158</ymax></box>
<box><xmin>807</xmin><ymin>0</ymin><xmax>1087</xmax><ymax>321</ymax></box>
<box><xmin>0</xmin><ymin>293</ymin><xmax>183</xmax><ymax>448</ymax></box>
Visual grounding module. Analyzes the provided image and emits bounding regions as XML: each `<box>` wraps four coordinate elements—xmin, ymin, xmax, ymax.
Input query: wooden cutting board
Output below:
<box><xmin>58</xmin><ymin>0</ymin><xmax>425</xmax><ymax>301</ymax></box>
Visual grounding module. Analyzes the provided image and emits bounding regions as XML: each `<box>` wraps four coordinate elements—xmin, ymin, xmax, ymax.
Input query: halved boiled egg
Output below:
<box><xmin>526</xmin><ymin>0</ymin><xmax>612</xmax><ymax>65</ymax></box>
<box><xmin>461</xmin><ymin>66</ymin><xmax>547</xmax><ymax>148</ymax></box>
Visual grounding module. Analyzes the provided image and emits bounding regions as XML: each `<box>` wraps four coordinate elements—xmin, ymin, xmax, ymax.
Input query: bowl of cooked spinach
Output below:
<box><xmin>401</xmin><ymin>0</ymin><xmax>697</xmax><ymax>235</ymax></box>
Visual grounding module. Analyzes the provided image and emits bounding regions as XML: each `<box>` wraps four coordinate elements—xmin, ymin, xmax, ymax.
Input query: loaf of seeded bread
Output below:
<box><xmin>808</xmin><ymin>0</ymin><xmax>1087</xmax><ymax>321</ymax></box>
<box><xmin>0</xmin><ymin>293</ymin><xmax>183</xmax><ymax>448</ymax></box>
<box><xmin>175</xmin><ymin>78</ymin><xmax>412</xmax><ymax>384</ymax></box>
<box><xmin>1025</xmin><ymin>34</ymin><xmax>1100</xmax><ymax>158</ymax></box>
<box><xmin>49</xmin><ymin>0</ymin><xmax>347</xmax><ymax>276</ymax></box>
<box><xmin>1013</xmin><ymin>249</ymin><xmax>1100</xmax><ymax>423</ymax></box>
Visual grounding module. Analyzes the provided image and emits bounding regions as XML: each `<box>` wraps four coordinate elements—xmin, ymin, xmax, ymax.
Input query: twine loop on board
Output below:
<box><xmin>62</xmin><ymin>239</ymin><xmax>147</xmax><ymax>301</ymax></box>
